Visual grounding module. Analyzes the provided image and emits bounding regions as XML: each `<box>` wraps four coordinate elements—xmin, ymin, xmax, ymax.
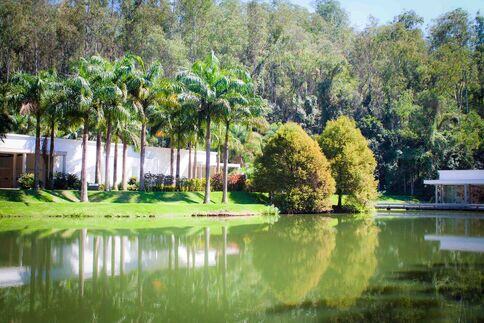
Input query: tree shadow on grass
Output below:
<box><xmin>225</xmin><ymin>192</ymin><xmax>264</xmax><ymax>204</ymax></box>
<box><xmin>0</xmin><ymin>189</ymin><xmax>23</xmax><ymax>202</ymax></box>
<box><xmin>45</xmin><ymin>190</ymin><xmax>78</xmax><ymax>202</ymax></box>
<box><xmin>86</xmin><ymin>191</ymin><xmax>203</xmax><ymax>204</ymax></box>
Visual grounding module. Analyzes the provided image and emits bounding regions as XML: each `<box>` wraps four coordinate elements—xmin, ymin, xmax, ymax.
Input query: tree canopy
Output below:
<box><xmin>319</xmin><ymin>116</ymin><xmax>378</xmax><ymax>211</ymax></box>
<box><xmin>253</xmin><ymin>122</ymin><xmax>335</xmax><ymax>213</ymax></box>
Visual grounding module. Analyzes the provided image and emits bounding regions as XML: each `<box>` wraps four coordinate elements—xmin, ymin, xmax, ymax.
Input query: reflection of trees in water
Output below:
<box><xmin>317</xmin><ymin>218</ymin><xmax>379</xmax><ymax>308</ymax></box>
<box><xmin>253</xmin><ymin>217</ymin><xmax>336</xmax><ymax>305</ymax></box>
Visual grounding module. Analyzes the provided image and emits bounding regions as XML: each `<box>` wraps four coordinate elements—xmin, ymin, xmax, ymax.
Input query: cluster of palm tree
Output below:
<box><xmin>6</xmin><ymin>52</ymin><xmax>264</xmax><ymax>203</ymax></box>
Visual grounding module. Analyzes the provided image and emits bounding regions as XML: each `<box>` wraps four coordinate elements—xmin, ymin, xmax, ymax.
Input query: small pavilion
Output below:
<box><xmin>424</xmin><ymin>170</ymin><xmax>484</xmax><ymax>204</ymax></box>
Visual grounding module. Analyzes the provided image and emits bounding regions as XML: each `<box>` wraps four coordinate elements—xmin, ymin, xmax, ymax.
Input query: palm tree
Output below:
<box><xmin>177</xmin><ymin>52</ymin><xmax>233</xmax><ymax>203</ymax></box>
<box><xmin>117</xmin><ymin>55</ymin><xmax>163</xmax><ymax>191</ymax></box>
<box><xmin>87</xmin><ymin>56</ymin><xmax>127</xmax><ymax>191</ymax></box>
<box><xmin>65</xmin><ymin>62</ymin><xmax>93</xmax><ymax>202</ymax></box>
<box><xmin>7</xmin><ymin>71</ymin><xmax>55</xmax><ymax>190</ymax></box>
<box><xmin>219</xmin><ymin>69</ymin><xmax>264</xmax><ymax>203</ymax></box>
<box><xmin>43</xmin><ymin>74</ymin><xmax>67</xmax><ymax>189</ymax></box>
<box><xmin>149</xmin><ymin>79</ymin><xmax>195</xmax><ymax>189</ymax></box>
<box><xmin>117</xmin><ymin>115</ymin><xmax>140</xmax><ymax>191</ymax></box>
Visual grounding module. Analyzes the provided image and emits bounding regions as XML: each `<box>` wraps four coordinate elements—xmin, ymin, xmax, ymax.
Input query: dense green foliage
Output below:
<box><xmin>253</xmin><ymin>123</ymin><xmax>335</xmax><ymax>213</ymax></box>
<box><xmin>0</xmin><ymin>0</ymin><xmax>482</xmax><ymax>196</ymax></box>
<box><xmin>319</xmin><ymin>116</ymin><xmax>378</xmax><ymax>211</ymax></box>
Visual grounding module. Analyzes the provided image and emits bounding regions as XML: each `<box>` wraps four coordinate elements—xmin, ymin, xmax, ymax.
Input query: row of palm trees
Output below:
<box><xmin>7</xmin><ymin>52</ymin><xmax>264</xmax><ymax>203</ymax></box>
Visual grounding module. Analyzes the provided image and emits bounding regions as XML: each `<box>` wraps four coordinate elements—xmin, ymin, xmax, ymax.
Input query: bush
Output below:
<box><xmin>253</xmin><ymin>122</ymin><xmax>335</xmax><ymax>213</ymax></box>
<box><xmin>144</xmin><ymin>173</ymin><xmax>164</xmax><ymax>191</ymax></box>
<box><xmin>228</xmin><ymin>173</ymin><xmax>246</xmax><ymax>191</ymax></box>
<box><xmin>17</xmin><ymin>173</ymin><xmax>35</xmax><ymax>189</ymax></box>
<box><xmin>318</xmin><ymin>116</ymin><xmax>378</xmax><ymax>212</ymax></box>
<box><xmin>128</xmin><ymin>176</ymin><xmax>137</xmax><ymax>185</ymax></box>
<box><xmin>210</xmin><ymin>173</ymin><xmax>246</xmax><ymax>191</ymax></box>
<box><xmin>143</xmin><ymin>173</ymin><xmax>176</xmax><ymax>191</ymax></box>
<box><xmin>53</xmin><ymin>172</ymin><xmax>81</xmax><ymax>190</ymax></box>
<box><xmin>179</xmin><ymin>178</ymin><xmax>205</xmax><ymax>191</ymax></box>
<box><xmin>127</xmin><ymin>183</ymin><xmax>139</xmax><ymax>191</ymax></box>
<box><xmin>211</xmin><ymin>173</ymin><xmax>223</xmax><ymax>191</ymax></box>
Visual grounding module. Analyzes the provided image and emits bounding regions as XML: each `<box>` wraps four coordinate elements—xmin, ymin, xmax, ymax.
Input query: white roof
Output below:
<box><xmin>424</xmin><ymin>170</ymin><xmax>484</xmax><ymax>185</ymax></box>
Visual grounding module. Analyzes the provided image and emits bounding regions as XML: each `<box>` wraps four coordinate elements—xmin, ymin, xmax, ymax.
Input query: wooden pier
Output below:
<box><xmin>376</xmin><ymin>203</ymin><xmax>484</xmax><ymax>212</ymax></box>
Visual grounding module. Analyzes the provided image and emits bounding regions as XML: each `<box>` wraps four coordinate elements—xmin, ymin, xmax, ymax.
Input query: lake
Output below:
<box><xmin>0</xmin><ymin>213</ymin><xmax>483</xmax><ymax>322</ymax></box>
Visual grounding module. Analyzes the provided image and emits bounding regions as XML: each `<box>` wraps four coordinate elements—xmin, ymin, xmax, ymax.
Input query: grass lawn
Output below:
<box><xmin>0</xmin><ymin>189</ymin><xmax>274</xmax><ymax>217</ymax></box>
<box><xmin>377</xmin><ymin>194</ymin><xmax>422</xmax><ymax>204</ymax></box>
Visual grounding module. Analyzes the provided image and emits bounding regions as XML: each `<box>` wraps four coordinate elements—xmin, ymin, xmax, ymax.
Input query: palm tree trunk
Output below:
<box><xmin>222</xmin><ymin>121</ymin><xmax>230</xmax><ymax>204</ymax></box>
<box><xmin>112</xmin><ymin>137</ymin><xmax>118</xmax><ymax>191</ymax></box>
<box><xmin>122</xmin><ymin>139</ymin><xmax>127</xmax><ymax>191</ymax></box>
<box><xmin>188</xmin><ymin>142</ymin><xmax>192</xmax><ymax>179</ymax></box>
<box><xmin>95</xmin><ymin>131</ymin><xmax>102</xmax><ymax>184</ymax></box>
<box><xmin>33</xmin><ymin>112</ymin><xmax>41</xmax><ymax>191</ymax></box>
<box><xmin>176</xmin><ymin>139</ymin><xmax>181</xmax><ymax>190</ymax></box>
<box><xmin>139</xmin><ymin>121</ymin><xmax>146</xmax><ymax>191</ymax></box>
<box><xmin>48</xmin><ymin>119</ymin><xmax>55</xmax><ymax>190</ymax></box>
<box><xmin>216</xmin><ymin>146</ymin><xmax>220</xmax><ymax>174</ymax></box>
<box><xmin>42</xmin><ymin>133</ymin><xmax>49</xmax><ymax>186</ymax></box>
<box><xmin>104</xmin><ymin>117</ymin><xmax>111</xmax><ymax>191</ymax></box>
<box><xmin>170</xmin><ymin>137</ymin><xmax>174</xmax><ymax>177</ymax></box>
<box><xmin>193</xmin><ymin>141</ymin><xmax>198</xmax><ymax>178</ymax></box>
<box><xmin>80</xmin><ymin>118</ymin><xmax>89</xmax><ymax>202</ymax></box>
<box><xmin>204</xmin><ymin>115</ymin><xmax>211</xmax><ymax>204</ymax></box>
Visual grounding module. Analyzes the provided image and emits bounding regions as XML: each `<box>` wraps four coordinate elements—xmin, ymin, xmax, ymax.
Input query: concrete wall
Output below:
<box><xmin>0</xmin><ymin>134</ymin><xmax>217</xmax><ymax>186</ymax></box>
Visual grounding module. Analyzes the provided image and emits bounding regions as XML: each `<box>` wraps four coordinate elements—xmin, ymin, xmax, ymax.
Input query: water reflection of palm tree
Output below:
<box><xmin>78</xmin><ymin>229</ymin><xmax>86</xmax><ymax>301</ymax></box>
<box><xmin>30</xmin><ymin>236</ymin><xmax>37</xmax><ymax>313</ymax></box>
<box><xmin>253</xmin><ymin>217</ymin><xmax>337</xmax><ymax>305</ymax></box>
<box><xmin>92</xmin><ymin>236</ymin><xmax>99</xmax><ymax>295</ymax></box>
<box><xmin>317</xmin><ymin>219</ymin><xmax>379</xmax><ymax>308</ymax></box>
<box><xmin>138</xmin><ymin>235</ymin><xmax>143</xmax><ymax>305</ymax></box>
<box><xmin>204</xmin><ymin>227</ymin><xmax>210</xmax><ymax>309</ymax></box>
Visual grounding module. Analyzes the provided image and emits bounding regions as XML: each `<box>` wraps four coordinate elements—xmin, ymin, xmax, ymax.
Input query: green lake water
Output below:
<box><xmin>0</xmin><ymin>213</ymin><xmax>483</xmax><ymax>322</ymax></box>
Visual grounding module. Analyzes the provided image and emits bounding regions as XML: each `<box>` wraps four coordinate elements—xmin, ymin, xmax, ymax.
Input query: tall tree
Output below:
<box><xmin>65</xmin><ymin>63</ymin><xmax>93</xmax><ymax>202</ymax></box>
<box><xmin>177</xmin><ymin>52</ymin><xmax>233</xmax><ymax>203</ymax></box>
<box><xmin>117</xmin><ymin>54</ymin><xmax>163</xmax><ymax>190</ymax></box>
<box><xmin>7</xmin><ymin>71</ymin><xmax>56</xmax><ymax>190</ymax></box>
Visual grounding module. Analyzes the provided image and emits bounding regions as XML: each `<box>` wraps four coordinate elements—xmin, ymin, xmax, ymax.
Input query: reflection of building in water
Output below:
<box><xmin>0</xmin><ymin>230</ymin><xmax>237</xmax><ymax>288</ymax></box>
<box><xmin>424</xmin><ymin>217</ymin><xmax>484</xmax><ymax>253</ymax></box>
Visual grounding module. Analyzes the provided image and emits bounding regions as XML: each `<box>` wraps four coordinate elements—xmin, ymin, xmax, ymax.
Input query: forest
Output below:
<box><xmin>0</xmin><ymin>0</ymin><xmax>482</xmax><ymax>196</ymax></box>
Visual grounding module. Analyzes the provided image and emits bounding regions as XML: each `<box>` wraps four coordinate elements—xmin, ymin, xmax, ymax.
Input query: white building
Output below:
<box><xmin>0</xmin><ymin>133</ymin><xmax>239</xmax><ymax>188</ymax></box>
<box><xmin>424</xmin><ymin>170</ymin><xmax>484</xmax><ymax>204</ymax></box>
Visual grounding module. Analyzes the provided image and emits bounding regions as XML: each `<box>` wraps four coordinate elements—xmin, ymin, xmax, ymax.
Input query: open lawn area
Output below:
<box><xmin>0</xmin><ymin>190</ymin><xmax>273</xmax><ymax>217</ymax></box>
<box><xmin>0</xmin><ymin>189</ymin><xmax>422</xmax><ymax>218</ymax></box>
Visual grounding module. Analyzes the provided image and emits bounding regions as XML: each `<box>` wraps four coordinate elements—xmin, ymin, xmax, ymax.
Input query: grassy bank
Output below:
<box><xmin>0</xmin><ymin>190</ymin><xmax>274</xmax><ymax>217</ymax></box>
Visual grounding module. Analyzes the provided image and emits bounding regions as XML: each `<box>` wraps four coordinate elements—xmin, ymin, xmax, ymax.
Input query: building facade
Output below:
<box><xmin>424</xmin><ymin>170</ymin><xmax>484</xmax><ymax>204</ymax></box>
<box><xmin>0</xmin><ymin>134</ymin><xmax>238</xmax><ymax>188</ymax></box>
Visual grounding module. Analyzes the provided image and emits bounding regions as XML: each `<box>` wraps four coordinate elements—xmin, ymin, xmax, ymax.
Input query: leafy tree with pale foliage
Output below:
<box><xmin>253</xmin><ymin>122</ymin><xmax>335</xmax><ymax>213</ymax></box>
<box><xmin>319</xmin><ymin>116</ymin><xmax>378</xmax><ymax>211</ymax></box>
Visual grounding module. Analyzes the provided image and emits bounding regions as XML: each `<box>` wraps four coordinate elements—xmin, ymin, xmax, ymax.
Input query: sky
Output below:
<box><xmin>292</xmin><ymin>0</ymin><xmax>483</xmax><ymax>29</ymax></box>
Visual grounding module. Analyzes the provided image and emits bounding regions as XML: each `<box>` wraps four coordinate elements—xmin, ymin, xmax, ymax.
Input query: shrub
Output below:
<box><xmin>318</xmin><ymin>116</ymin><xmax>378</xmax><ymax>212</ymax></box>
<box><xmin>127</xmin><ymin>183</ymin><xmax>139</xmax><ymax>191</ymax></box>
<box><xmin>179</xmin><ymin>178</ymin><xmax>205</xmax><ymax>191</ymax></box>
<box><xmin>128</xmin><ymin>176</ymin><xmax>137</xmax><ymax>185</ymax></box>
<box><xmin>227</xmin><ymin>173</ymin><xmax>246</xmax><ymax>191</ymax></box>
<box><xmin>211</xmin><ymin>173</ymin><xmax>223</xmax><ymax>191</ymax></box>
<box><xmin>53</xmin><ymin>172</ymin><xmax>80</xmax><ymax>190</ymax></box>
<box><xmin>144</xmin><ymin>173</ymin><xmax>164</xmax><ymax>191</ymax></box>
<box><xmin>17</xmin><ymin>173</ymin><xmax>35</xmax><ymax>189</ymax></box>
<box><xmin>253</xmin><ymin>122</ymin><xmax>335</xmax><ymax>213</ymax></box>
<box><xmin>210</xmin><ymin>173</ymin><xmax>246</xmax><ymax>191</ymax></box>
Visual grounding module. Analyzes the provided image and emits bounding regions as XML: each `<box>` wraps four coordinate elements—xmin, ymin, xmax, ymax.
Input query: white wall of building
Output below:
<box><xmin>0</xmin><ymin>134</ymin><xmax>218</xmax><ymax>185</ymax></box>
